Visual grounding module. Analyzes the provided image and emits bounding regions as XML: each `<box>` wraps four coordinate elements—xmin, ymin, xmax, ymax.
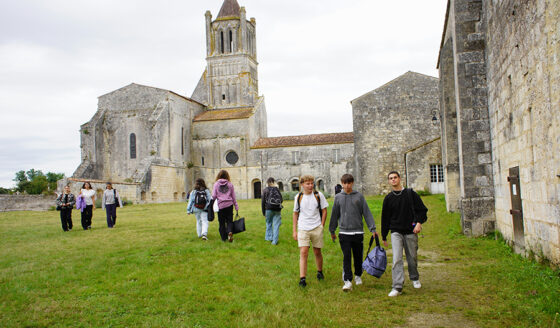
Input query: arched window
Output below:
<box><xmin>220</xmin><ymin>31</ymin><xmax>224</xmax><ymax>53</ymax></box>
<box><xmin>277</xmin><ymin>181</ymin><xmax>284</xmax><ymax>192</ymax></box>
<box><xmin>130</xmin><ymin>133</ymin><xmax>136</xmax><ymax>159</ymax></box>
<box><xmin>317</xmin><ymin>179</ymin><xmax>325</xmax><ymax>191</ymax></box>
<box><xmin>229</xmin><ymin>30</ymin><xmax>233</xmax><ymax>52</ymax></box>
<box><xmin>291</xmin><ymin>179</ymin><xmax>300</xmax><ymax>192</ymax></box>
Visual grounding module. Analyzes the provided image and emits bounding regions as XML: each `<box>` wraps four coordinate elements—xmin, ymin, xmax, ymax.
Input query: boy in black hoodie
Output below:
<box><xmin>381</xmin><ymin>171</ymin><xmax>428</xmax><ymax>297</ymax></box>
<box><xmin>329</xmin><ymin>174</ymin><xmax>378</xmax><ymax>291</ymax></box>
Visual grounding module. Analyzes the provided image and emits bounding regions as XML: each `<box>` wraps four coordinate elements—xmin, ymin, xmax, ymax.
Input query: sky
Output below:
<box><xmin>0</xmin><ymin>0</ymin><xmax>447</xmax><ymax>188</ymax></box>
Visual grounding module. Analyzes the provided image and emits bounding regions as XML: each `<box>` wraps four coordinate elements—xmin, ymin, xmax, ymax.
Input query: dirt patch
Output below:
<box><xmin>396</xmin><ymin>312</ymin><xmax>478</xmax><ymax>328</ymax></box>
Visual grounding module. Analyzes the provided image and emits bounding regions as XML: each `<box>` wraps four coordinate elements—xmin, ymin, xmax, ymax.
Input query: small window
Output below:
<box><xmin>317</xmin><ymin>179</ymin><xmax>325</xmax><ymax>191</ymax></box>
<box><xmin>430</xmin><ymin>164</ymin><xmax>444</xmax><ymax>183</ymax></box>
<box><xmin>201</xmin><ymin>156</ymin><xmax>205</xmax><ymax>166</ymax></box>
<box><xmin>277</xmin><ymin>181</ymin><xmax>284</xmax><ymax>192</ymax></box>
<box><xmin>226</xmin><ymin>151</ymin><xmax>239</xmax><ymax>165</ymax></box>
<box><xmin>181</xmin><ymin>127</ymin><xmax>184</xmax><ymax>156</ymax></box>
<box><xmin>229</xmin><ymin>30</ymin><xmax>233</xmax><ymax>52</ymax></box>
<box><xmin>130</xmin><ymin>133</ymin><xmax>136</xmax><ymax>159</ymax></box>
<box><xmin>291</xmin><ymin>179</ymin><xmax>300</xmax><ymax>191</ymax></box>
<box><xmin>220</xmin><ymin>31</ymin><xmax>224</xmax><ymax>53</ymax></box>
<box><xmin>222</xmin><ymin>94</ymin><xmax>226</xmax><ymax>100</ymax></box>
<box><xmin>333</xmin><ymin>149</ymin><xmax>340</xmax><ymax>163</ymax></box>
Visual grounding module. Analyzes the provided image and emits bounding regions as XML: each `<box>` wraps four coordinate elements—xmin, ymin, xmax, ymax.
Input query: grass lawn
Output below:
<box><xmin>0</xmin><ymin>195</ymin><xmax>559</xmax><ymax>327</ymax></box>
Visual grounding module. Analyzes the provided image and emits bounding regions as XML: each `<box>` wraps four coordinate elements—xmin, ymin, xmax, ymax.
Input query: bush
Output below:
<box><xmin>281</xmin><ymin>191</ymin><xmax>299</xmax><ymax>200</ymax></box>
<box><xmin>416</xmin><ymin>189</ymin><xmax>432</xmax><ymax>196</ymax></box>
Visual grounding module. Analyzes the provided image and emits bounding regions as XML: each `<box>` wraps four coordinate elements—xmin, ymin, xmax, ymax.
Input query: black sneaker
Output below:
<box><xmin>317</xmin><ymin>271</ymin><xmax>324</xmax><ymax>281</ymax></box>
<box><xmin>299</xmin><ymin>278</ymin><xmax>307</xmax><ymax>288</ymax></box>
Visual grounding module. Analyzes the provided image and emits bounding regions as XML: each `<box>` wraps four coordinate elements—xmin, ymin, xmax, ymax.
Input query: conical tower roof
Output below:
<box><xmin>217</xmin><ymin>0</ymin><xmax>241</xmax><ymax>18</ymax></box>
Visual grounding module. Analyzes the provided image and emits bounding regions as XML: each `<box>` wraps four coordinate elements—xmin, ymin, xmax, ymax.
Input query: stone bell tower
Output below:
<box><xmin>204</xmin><ymin>0</ymin><xmax>259</xmax><ymax>110</ymax></box>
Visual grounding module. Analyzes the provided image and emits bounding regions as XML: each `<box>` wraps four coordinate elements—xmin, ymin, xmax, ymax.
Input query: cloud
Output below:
<box><xmin>0</xmin><ymin>0</ymin><xmax>447</xmax><ymax>187</ymax></box>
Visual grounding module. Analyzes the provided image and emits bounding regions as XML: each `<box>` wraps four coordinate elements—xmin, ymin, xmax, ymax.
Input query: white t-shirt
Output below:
<box><xmin>293</xmin><ymin>191</ymin><xmax>329</xmax><ymax>231</ymax></box>
<box><xmin>81</xmin><ymin>189</ymin><xmax>96</xmax><ymax>206</ymax></box>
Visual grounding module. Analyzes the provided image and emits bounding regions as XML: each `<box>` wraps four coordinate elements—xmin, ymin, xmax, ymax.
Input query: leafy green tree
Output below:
<box><xmin>46</xmin><ymin>172</ymin><xmax>65</xmax><ymax>192</ymax></box>
<box><xmin>12</xmin><ymin>169</ymin><xmax>65</xmax><ymax>194</ymax></box>
<box><xmin>27</xmin><ymin>175</ymin><xmax>49</xmax><ymax>195</ymax></box>
<box><xmin>0</xmin><ymin>187</ymin><xmax>11</xmax><ymax>194</ymax></box>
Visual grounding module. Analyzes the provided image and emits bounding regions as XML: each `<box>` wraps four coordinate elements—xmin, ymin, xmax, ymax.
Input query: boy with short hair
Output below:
<box><xmin>329</xmin><ymin>174</ymin><xmax>378</xmax><ymax>291</ymax></box>
<box><xmin>382</xmin><ymin>171</ymin><xmax>428</xmax><ymax>297</ymax></box>
<box><xmin>293</xmin><ymin>175</ymin><xmax>329</xmax><ymax>287</ymax></box>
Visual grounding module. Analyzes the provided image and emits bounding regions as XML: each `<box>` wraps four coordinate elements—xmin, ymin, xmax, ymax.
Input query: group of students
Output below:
<box><xmin>55</xmin><ymin>182</ymin><xmax>123</xmax><ymax>231</ymax></box>
<box><xmin>293</xmin><ymin>172</ymin><xmax>427</xmax><ymax>297</ymax></box>
<box><xmin>186</xmin><ymin>169</ymin><xmax>427</xmax><ymax>297</ymax></box>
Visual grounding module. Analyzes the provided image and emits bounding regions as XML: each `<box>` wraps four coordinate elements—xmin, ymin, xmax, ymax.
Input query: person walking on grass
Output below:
<box><xmin>56</xmin><ymin>185</ymin><xmax>75</xmax><ymax>232</ymax></box>
<box><xmin>187</xmin><ymin>178</ymin><xmax>212</xmax><ymax>241</ymax></box>
<box><xmin>329</xmin><ymin>174</ymin><xmax>378</xmax><ymax>291</ymax></box>
<box><xmin>381</xmin><ymin>171</ymin><xmax>428</xmax><ymax>297</ymax></box>
<box><xmin>293</xmin><ymin>175</ymin><xmax>329</xmax><ymax>288</ymax></box>
<box><xmin>261</xmin><ymin>177</ymin><xmax>283</xmax><ymax>245</ymax></box>
<box><xmin>102</xmin><ymin>182</ymin><xmax>122</xmax><ymax>228</ymax></box>
<box><xmin>79</xmin><ymin>182</ymin><xmax>96</xmax><ymax>230</ymax></box>
<box><xmin>212</xmin><ymin>170</ymin><xmax>238</xmax><ymax>243</ymax></box>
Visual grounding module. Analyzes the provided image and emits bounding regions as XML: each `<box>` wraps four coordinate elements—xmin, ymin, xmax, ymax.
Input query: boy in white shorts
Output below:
<box><xmin>292</xmin><ymin>175</ymin><xmax>329</xmax><ymax>287</ymax></box>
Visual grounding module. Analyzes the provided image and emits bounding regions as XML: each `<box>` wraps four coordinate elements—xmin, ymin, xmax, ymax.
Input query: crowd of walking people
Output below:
<box><xmin>56</xmin><ymin>169</ymin><xmax>428</xmax><ymax>297</ymax></box>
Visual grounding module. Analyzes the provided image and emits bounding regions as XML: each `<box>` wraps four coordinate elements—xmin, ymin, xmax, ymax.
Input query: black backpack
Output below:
<box><xmin>193</xmin><ymin>190</ymin><xmax>208</xmax><ymax>209</ymax></box>
<box><xmin>266</xmin><ymin>187</ymin><xmax>283</xmax><ymax>209</ymax></box>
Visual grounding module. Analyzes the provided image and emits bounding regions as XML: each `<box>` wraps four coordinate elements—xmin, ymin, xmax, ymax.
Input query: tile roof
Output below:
<box><xmin>193</xmin><ymin>108</ymin><xmax>254</xmax><ymax>122</ymax></box>
<box><xmin>251</xmin><ymin>132</ymin><xmax>354</xmax><ymax>149</ymax></box>
<box><xmin>217</xmin><ymin>0</ymin><xmax>241</xmax><ymax>18</ymax></box>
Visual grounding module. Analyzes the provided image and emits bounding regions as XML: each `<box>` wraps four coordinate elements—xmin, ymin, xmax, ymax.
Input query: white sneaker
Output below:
<box><xmin>388</xmin><ymin>289</ymin><xmax>402</xmax><ymax>297</ymax></box>
<box><xmin>354</xmin><ymin>275</ymin><xmax>362</xmax><ymax>285</ymax></box>
<box><xmin>342</xmin><ymin>281</ymin><xmax>352</xmax><ymax>291</ymax></box>
<box><xmin>412</xmin><ymin>280</ymin><xmax>421</xmax><ymax>289</ymax></box>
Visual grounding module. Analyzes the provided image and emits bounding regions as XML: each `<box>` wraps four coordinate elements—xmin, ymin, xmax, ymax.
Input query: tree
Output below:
<box><xmin>46</xmin><ymin>172</ymin><xmax>65</xmax><ymax>192</ymax></box>
<box><xmin>12</xmin><ymin>169</ymin><xmax>65</xmax><ymax>194</ymax></box>
<box><xmin>0</xmin><ymin>187</ymin><xmax>11</xmax><ymax>194</ymax></box>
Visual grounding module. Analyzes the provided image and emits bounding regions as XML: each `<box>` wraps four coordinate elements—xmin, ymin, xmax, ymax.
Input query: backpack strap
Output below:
<box><xmin>314</xmin><ymin>191</ymin><xmax>321</xmax><ymax>212</ymax></box>
<box><xmin>296</xmin><ymin>192</ymin><xmax>304</xmax><ymax>212</ymax></box>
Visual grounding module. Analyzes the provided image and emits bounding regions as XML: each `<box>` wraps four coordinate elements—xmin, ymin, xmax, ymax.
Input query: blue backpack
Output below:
<box><xmin>362</xmin><ymin>234</ymin><xmax>387</xmax><ymax>278</ymax></box>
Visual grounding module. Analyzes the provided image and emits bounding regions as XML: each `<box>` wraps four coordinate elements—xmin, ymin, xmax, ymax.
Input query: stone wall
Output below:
<box><xmin>438</xmin><ymin>0</ymin><xmax>496</xmax><ymax>236</ymax></box>
<box><xmin>406</xmin><ymin>138</ymin><xmax>443</xmax><ymax>193</ymax></box>
<box><xmin>147</xmin><ymin>165</ymin><xmax>189</xmax><ymax>203</ymax></box>
<box><xmin>0</xmin><ymin>195</ymin><xmax>56</xmax><ymax>212</ymax></box>
<box><xmin>485</xmin><ymin>0</ymin><xmax>560</xmax><ymax>263</ymax></box>
<box><xmin>58</xmin><ymin>178</ymin><xmax>141</xmax><ymax>204</ymax></box>
<box><xmin>249</xmin><ymin>143</ymin><xmax>354</xmax><ymax>196</ymax></box>
<box><xmin>352</xmin><ymin>71</ymin><xmax>441</xmax><ymax>195</ymax></box>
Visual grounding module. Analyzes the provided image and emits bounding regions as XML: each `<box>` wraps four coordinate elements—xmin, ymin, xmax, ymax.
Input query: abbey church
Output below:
<box><xmin>65</xmin><ymin>0</ymin><xmax>442</xmax><ymax>203</ymax></box>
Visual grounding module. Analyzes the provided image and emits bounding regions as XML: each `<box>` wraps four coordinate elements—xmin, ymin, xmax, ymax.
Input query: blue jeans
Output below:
<box><xmin>265</xmin><ymin>210</ymin><xmax>282</xmax><ymax>245</ymax></box>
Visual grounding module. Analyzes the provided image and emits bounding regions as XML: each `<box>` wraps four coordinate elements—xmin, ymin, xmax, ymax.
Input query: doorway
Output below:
<box><xmin>508</xmin><ymin>167</ymin><xmax>525</xmax><ymax>249</ymax></box>
<box><xmin>253</xmin><ymin>180</ymin><xmax>262</xmax><ymax>199</ymax></box>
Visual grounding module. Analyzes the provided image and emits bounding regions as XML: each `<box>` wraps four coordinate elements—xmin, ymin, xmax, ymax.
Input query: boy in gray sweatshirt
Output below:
<box><xmin>329</xmin><ymin>174</ymin><xmax>378</xmax><ymax>291</ymax></box>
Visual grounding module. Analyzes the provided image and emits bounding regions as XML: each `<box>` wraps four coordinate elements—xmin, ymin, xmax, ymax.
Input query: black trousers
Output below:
<box><xmin>217</xmin><ymin>205</ymin><xmax>234</xmax><ymax>241</ymax></box>
<box><xmin>60</xmin><ymin>208</ymin><xmax>73</xmax><ymax>231</ymax></box>
<box><xmin>81</xmin><ymin>205</ymin><xmax>93</xmax><ymax>230</ymax></box>
<box><xmin>339</xmin><ymin>234</ymin><xmax>364</xmax><ymax>282</ymax></box>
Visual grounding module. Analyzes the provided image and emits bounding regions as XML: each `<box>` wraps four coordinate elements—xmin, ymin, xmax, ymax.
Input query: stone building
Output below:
<box><xmin>67</xmin><ymin>0</ymin><xmax>442</xmax><ymax>204</ymax></box>
<box><xmin>438</xmin><ymin>0</ymin><xmax>560</xmax><ymax>264</ymax></box>
<box><xmin>352</xmin><ymin>71</ymin><xmax>442</xmax><ymax>195</ymax></box>
<box><xmin>68</xmin><ymin>0</ymin><xmax>359</xmax><ymax>201</ymax></box>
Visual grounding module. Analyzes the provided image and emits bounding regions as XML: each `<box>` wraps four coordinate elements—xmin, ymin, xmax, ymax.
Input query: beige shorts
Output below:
<box><xmin>298</xmin><ymin>225</ymin><xmax>324</xmax><ymax>248</ymax></box>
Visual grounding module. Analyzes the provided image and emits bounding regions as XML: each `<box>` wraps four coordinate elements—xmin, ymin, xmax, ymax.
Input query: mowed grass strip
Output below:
<box><xmin>0</xmin><ymin>195</ymin><xmax>558</xmax><ymax>327</ymax></box>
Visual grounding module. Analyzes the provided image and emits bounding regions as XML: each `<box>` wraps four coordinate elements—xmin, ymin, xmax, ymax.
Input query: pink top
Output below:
<box><xmin>212</xmin><ymin>179</ymin><xmax>238</xmax><ymax>211</ymax></box>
